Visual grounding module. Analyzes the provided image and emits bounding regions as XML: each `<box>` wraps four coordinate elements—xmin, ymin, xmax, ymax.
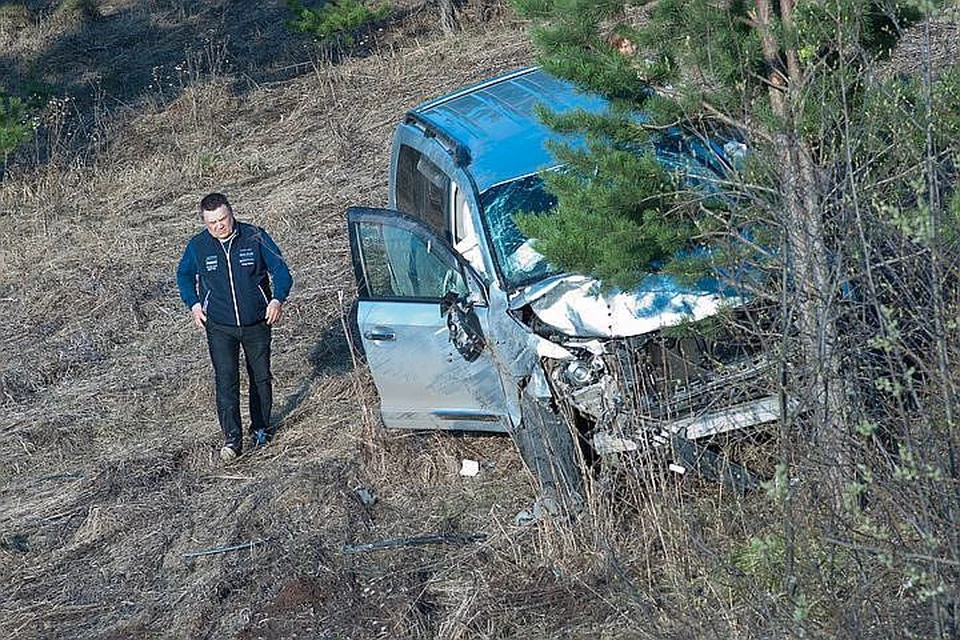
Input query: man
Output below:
<box><xmin>176</xmin><ymin>192</ymin><xmax>293</xmax><ymax>462</ymax></box>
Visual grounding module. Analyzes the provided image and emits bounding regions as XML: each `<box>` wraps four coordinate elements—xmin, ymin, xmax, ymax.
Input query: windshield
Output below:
<box><xmin>477</xmin><ymin>127</ymin><xmax>745</xmax><ymax>292</ymax></box>
<box><xmin>479</xmin><ymin>174</ymin><xmax>558</xmax><ymax>290</ymax></box>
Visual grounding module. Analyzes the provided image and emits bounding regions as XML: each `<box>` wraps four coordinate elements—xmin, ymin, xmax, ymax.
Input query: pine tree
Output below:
<box><xmin>510</xmin><ymin>0</ymin><xmax>960</xmax><ymax>511</ymax></box>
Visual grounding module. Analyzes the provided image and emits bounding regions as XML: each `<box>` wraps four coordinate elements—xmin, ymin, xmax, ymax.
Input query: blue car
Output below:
<box><xmin>347</xmin><ymin>67</ymin><xmax>775</xmax><ymax>503</ymax></box>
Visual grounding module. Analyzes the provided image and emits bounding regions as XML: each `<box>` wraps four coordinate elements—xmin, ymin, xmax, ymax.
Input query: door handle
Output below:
<box><xmin>364</xmin><ymin>327</ymin><xmax>396</xmax><ymax>342</ymax></box>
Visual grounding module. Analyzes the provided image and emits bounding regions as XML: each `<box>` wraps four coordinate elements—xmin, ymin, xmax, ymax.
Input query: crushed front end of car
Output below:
<box><xmin>505</xmin><ymin>269</ymin><xmax>780</xmax><ymax>491</ymax></box>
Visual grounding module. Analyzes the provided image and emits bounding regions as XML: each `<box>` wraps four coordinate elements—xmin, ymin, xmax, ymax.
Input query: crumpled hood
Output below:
<box><xmin>509</xmin><ymin>272</ymin><xmax>742</xmax><ymax>338</ymax></box>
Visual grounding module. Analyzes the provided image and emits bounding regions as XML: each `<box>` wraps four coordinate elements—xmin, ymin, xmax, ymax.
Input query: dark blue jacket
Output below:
<box><xmin>177</xmin><ymin>222</ymin><xmax>293</xmax><ymax>327</ymax></box>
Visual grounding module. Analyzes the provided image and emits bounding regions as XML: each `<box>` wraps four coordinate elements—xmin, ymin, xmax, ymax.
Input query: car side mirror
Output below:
<box><xmin>440</xmin><ymin>291</ymin><xmax>485</xmax><ymax>363</ymax></box>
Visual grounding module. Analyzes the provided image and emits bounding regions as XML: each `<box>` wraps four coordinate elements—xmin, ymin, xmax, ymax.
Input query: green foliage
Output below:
<box><xmin>894</xmin><ymin>444</ymin><xmax>944</xmax><ymax>481</ymax></box>
<box><xmin>509</xmin><ymin>0</ymin><xmax>759</xmax><ymax>287</ymax></box>
<box><xmin>855</xmin><ymin>67</ymin><xmax>960</xmax><ymax>245</ymax></box>
<box><xmin>510</xmin><ymin>0</ymin><xmax>959</xmax><ymax>290</ymax></box>
<box><xmin>640</xmin><ymin>0</ymin><xmax>765</xmax><ymax>111</ymax></box>
<box><xmin>761</xmin><ymin>461</ymin><xmax>790</xmax><ymax>502</ymax></box>
<box><xmin>0</xmin><ymin>94</ymin><xmax>34</xmax><ymax>167</ymax></box>
<box><xmin>792</xmin><ymin>0</ymin><xmax>922</xmax><ymax>62</ymax></box>
<box><xmin>286</xmin><ymin>0</ymin><xmax>390</xmax><ymax>47</ymax></box>
<box><xmin>660</xmin><ymin>310</ymin><xmax>725</xmax><ymax>339</ymax></box>
<box><xmin>729</xmin><ymin>526</ymin><xmax>882</xmax><ymax>626</ymax></box>
<box><xmin>513</xmin><ymin>0</ymin><xmax>659</xmax><ymax>102</ymax></box>
<box><xmin>732</xmin><ymin>533</ymin><xmax>786</xmax><ymax>585</ymax></box>
<box><xmin>516</xmin><ymin>108</ymin><xmax>701</xmax><ymax>287</ymax></box>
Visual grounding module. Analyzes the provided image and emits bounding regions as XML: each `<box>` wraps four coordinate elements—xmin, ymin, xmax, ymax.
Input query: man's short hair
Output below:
<box><xmin>200</xmin><ymin>192</ymin><xmax>231</xmax><ymax>214</ymax></box>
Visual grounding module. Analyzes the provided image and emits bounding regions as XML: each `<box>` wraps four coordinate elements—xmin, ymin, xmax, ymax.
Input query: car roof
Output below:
<box><xmin>406</xmin><ymin>67</ymin><xmax>609</xmax><ymax>193</ymax></box>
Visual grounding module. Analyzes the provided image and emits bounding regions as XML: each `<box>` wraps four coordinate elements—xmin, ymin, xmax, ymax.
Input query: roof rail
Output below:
<box><xmin>402</xmin><ymin>112</ymin><xmax>472</xmax><ymax>167</ymax></box>
<box><xmin>414</xmin><ymin>66</ymin><xmax>539</xmax><ymax>112</ymax></box>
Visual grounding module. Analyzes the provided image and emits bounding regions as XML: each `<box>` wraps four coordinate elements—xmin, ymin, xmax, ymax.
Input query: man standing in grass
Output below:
<box><xmin>176</xmin><ymin>192</ymin><xmax>293</xmax><ymax>462</ymax></box>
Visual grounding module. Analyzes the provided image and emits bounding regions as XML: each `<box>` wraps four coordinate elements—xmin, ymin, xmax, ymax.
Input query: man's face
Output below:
<box><xmin>203</xmin><ymin>204</ymin><xmax>235</xmax><ymax>240</ymax></box>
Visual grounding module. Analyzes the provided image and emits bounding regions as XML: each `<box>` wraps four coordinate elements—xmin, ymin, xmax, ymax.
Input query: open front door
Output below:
<box><xmin>347</xmin><ymin>207</ymin><xmax>510</xmax><ymax>433</ymax></box>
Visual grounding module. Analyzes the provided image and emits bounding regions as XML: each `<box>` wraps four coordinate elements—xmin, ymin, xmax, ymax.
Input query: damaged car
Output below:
<box><xmin>346</xmin><ymin>67</ymin><xmax>778</xmax><ymax>508</ymax></box>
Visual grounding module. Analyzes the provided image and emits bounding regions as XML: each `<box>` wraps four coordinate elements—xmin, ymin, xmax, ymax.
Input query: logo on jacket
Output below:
<box><xmin>205</xmin><ymin>255</ymin><xmax>218</xmax><ymax>271</ymax></box>
<box><xmin>238</xmin><ymin>248</ymin><xmax>256</xmax><ymax>268</ymax></box>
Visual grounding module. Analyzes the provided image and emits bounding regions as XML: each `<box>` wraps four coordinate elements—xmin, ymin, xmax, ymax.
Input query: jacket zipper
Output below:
<box><xmin>221</xmin><ymin>236</ymin><xmax>241</xmax><ymax>326</ymax></box>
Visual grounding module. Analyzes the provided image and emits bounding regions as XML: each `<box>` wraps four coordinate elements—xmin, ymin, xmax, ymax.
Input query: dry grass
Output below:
<box><xmin>1</xmin><ymin>2</ymin><xmax>958</xmax><ymax>639</ymax></box>
<box><xmin>0</xmin><ymin>2</ymin><xmax>607</xmax><ymax>638</ymax></box>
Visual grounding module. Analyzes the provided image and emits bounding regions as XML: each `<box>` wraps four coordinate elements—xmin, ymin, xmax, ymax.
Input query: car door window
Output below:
<box><xmin>355</xmin><ymin>220</ymin><xmax>467</xmax><ymax>300</ymax></box>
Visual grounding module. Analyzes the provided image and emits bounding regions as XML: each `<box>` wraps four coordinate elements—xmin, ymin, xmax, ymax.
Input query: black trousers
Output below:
<box><xmin>205</xmin><ymin>320</ymin><xmax>273</xmax><ymax>450</ymax></box>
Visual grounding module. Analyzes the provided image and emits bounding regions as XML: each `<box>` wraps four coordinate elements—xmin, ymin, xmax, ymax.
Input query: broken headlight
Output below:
<box><xmin>547</xmin><ymin>351</ymin><xmax>618</xmax><ymax>423</ymax></box>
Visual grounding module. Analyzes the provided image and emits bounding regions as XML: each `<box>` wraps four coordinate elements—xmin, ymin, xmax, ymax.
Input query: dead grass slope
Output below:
<box><xmin>2</xmin><ymin>2</ymin><xmax>956</xmax><ymax>639</ymax></box>
<box><xmin>0</xmin><ymin>2</ymin><xmax>599</xmax><ymax>638</ymax></box>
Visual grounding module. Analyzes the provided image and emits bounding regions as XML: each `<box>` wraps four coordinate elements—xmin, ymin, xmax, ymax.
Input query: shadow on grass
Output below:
<box><xmin>0</xmin><ymin>0</ymin><xmax>427</xmax><ymax>171</ymax></box>
<box><xmin>273</xmin><ymin>305</ymin><xmax>362</xmax><ymax>433</ymax></box>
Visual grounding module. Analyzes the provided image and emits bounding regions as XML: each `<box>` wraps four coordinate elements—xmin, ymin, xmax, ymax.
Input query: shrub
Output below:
<box><xmin>0</xmin><ymin>95</ymin><xmax>34</xmax><ymax>170</ymax></box>
<box><xmin>286</xmin><ymin>0</ymin><xmax>390</xmax><ymax>47</ymax></box>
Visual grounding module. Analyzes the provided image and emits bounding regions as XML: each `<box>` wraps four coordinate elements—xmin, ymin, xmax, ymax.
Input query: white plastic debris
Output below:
<box><xmin>459</xmin><ymin>459</ymin><xmax>480</xmax><ymax>477</ymax></box>
<box><xmin>354</xmin><ymin>487</ymin><xmax>377</xmax><ymax>506</ymax></box>
<box><xmin>514</xmin><ymin>510</ymin><xmax>536</xmax><ymax>527</ymax></box>
<box><xmin>592</xmin><ymin>432</ymin><xmax>640</xmax><ymax>455</ymax></box>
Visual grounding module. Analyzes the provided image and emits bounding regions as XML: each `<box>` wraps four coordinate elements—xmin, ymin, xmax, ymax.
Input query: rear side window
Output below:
<box><xmin>395</xmin><ymin>145</ymin><xmax>450</xmax><ymax>242</ymax></box>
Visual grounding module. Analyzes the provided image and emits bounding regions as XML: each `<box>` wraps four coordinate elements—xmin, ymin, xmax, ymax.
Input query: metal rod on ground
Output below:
<box><xmin>183</xmin><ymin>538</ymin><xmax>269</xmax><ymax>558</ymax></box>
<box><xmin>342</xmin><ymin>533</ymin><xmax>487</xmax><ymax>554</ymax></box>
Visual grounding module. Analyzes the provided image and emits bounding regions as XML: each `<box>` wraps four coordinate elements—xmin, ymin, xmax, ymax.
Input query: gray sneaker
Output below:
<box><xmin>220</xmin><ymin>444</ymin><xmax>239</xmax><ymax>462</ymax></box>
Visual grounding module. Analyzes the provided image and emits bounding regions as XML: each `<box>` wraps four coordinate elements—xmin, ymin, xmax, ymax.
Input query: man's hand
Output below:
<box><xmin>190</xmin><ymin>303</ymin><xmax>207</xmax><ymax>330</ymax></box>
<box><xmin>266</xmin><ymin>299</ymin><xmax>284</xmax><ymax>325</ymax></box>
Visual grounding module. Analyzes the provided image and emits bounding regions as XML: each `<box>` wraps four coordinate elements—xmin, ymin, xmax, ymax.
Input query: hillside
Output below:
<box><xmin>1</xmin><ymin>1</ymin><xmax>958</xmax><ymax>639</ymax></box>
<box><xmin>0</xmin><ymin>2</ymin><xmax>560</xmax><ymax>638</ymax></box>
